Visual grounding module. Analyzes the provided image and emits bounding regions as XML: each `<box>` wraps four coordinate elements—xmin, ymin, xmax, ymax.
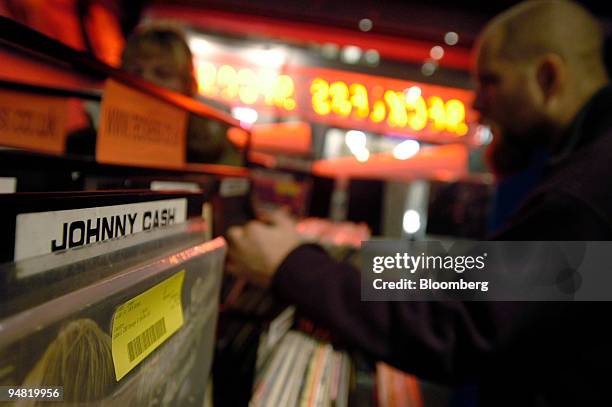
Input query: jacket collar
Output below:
<box><xmin>549</xmin><ymin>84</ymin><xmax>612</xmax><ymax>166</ymax></box>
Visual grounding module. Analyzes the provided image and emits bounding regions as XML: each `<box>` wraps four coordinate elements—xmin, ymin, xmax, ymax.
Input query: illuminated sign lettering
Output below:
<box><xmin>197</xmin><ymin>62</ymin><xmax>296</xmax><ymax>110</ymax></box>
<box><xmin>194</xmin><ymin>59</ymin><xmax>474</xmax><ymax>141</ymax></box>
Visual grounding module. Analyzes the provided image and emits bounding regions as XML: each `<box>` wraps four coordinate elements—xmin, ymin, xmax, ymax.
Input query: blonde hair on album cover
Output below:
<box><xmin>16</xmin><ymin>319</ymin><xmax>114</xmax><ymax>406</ymax></box>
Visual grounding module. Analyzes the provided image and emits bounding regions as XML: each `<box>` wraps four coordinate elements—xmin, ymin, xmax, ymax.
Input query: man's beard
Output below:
<box><xmin>485</xmin><ymin>123</ymin><xmax>551</xmax><ymax>178</ymax></box>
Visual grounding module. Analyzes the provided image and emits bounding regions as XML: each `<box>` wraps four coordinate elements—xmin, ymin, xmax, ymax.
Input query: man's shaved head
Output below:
<box><xmin>481</xmin><ymin>0</ymin><xmax>606</xmax><ymax>78</ymax></box>
<box><xmin>473</xmin><ymin>0</ymin><xmax>609</xmax><ymax>175</ymax></box>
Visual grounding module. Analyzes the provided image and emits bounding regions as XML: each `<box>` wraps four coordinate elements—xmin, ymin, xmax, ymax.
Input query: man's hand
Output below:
<box><xmin>226</xmin><ymin>209</ymin><xmax>304</xmax><ymax>287</ymax></box>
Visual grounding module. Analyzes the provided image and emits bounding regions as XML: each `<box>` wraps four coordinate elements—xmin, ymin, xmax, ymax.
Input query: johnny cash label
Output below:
<box><xmin>14</xmin><ymin>198</ymin><xmax>187</xmax><ymax>261</ymax></box>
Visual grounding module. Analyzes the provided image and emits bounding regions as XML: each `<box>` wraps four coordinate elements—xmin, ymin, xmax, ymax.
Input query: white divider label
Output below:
<box><xmin>150</xmin><ymin>180</ymin><xmax>201</xmax><ymax>192</ymax></box>
<box><xmin>219</xmin><ymin>177</ymin><xmax>250</xmax><ymax>197</ymax></box>
<box><xmin>0</xmin><ymin>177</ymin><xmax>16</xmax><ymax>193</ymax></box>
<box><xmin>14</xmin><ymin>198</ymin><xmax>187</xmax><ymax>261</ymax></box>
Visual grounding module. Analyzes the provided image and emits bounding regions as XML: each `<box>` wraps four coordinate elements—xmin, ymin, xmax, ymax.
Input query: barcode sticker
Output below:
<box><xmin>127</xmin><ymin>318</ymin><xmax>167</xmax><ymax>362</ymax></box>
<box><xmin>111</xmin><ymin>271</ymin><xmax>185</xmax><ymax>380</ymax></box>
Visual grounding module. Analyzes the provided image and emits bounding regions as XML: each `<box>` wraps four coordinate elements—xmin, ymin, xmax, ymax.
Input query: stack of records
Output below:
<box><xmin>250</xmin><ymin>330</ymin><xmax>351</xmax><ymax>407</ymax></box>
<box><xmin>213</xmin><ymin>280</ymin><xmax>293</xmax><ymax>407</ymax></box>
<box><xmin>296</xmin><ymin>218</ymin><xmax>370</xmax><ymax>248</ymax></box>
<box><xmin>295</xmin><ymin>218</ymin><xmax>370</xmax><ymax>262</ymax></box>
<box><xmin>376</xmin><ymin>362</ymin><xmax>422</xmax><ymax>407</ymax></box>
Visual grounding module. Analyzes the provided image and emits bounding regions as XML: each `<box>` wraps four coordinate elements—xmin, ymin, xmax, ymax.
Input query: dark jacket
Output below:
<box><xmin>271</xmin><ymin>86</ymin><xmax>612</xmax><ymax>406</ymax></box>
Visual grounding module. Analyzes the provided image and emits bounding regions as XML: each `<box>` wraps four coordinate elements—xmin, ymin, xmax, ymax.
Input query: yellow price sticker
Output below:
<box><xmin>111</xmin><ymin>270</ymin><xmax>185</xmax><ymax>381</ymax></box>
<box><xmin>274</xmin><ymin>181</ymin><xmax>301</xmax><ymax>196</ymax></box>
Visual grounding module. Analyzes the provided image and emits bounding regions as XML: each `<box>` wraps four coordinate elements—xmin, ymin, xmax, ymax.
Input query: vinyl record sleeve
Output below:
<box><xmin>0</xmin><ymin>233</ymin><xmax>226</xmax><ymax>407</ymax></box>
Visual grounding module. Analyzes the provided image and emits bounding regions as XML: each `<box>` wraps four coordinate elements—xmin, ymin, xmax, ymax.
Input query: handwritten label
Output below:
<box><xmin>97</xmin><ymin>80</ymin><xmax>187</xmax><ymax>168</ymax></box>
<box><xmin>111</xmin><ymin>270</ymin><xmax>185</xmax><ymax>380</ymax></box>
<box><xmin>0</xmin><ymin>89</ymin><xmax>67</xmax><ymax>154</ymax></box>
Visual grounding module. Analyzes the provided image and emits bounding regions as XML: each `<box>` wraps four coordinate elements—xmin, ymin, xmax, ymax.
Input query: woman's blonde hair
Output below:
<box><xmin>121</xmin><ymin>26</ymin><xmax>197</xmax><ymax>96</ymax></box>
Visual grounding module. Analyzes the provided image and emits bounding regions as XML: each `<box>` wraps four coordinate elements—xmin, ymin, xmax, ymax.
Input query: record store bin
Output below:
<box><xmin>0</xmin><ymin>16</ymin><xmax>253</xmax><ymax>406</ymax></box>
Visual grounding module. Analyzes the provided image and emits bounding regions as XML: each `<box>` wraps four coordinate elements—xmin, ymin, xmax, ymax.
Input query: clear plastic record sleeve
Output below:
<box><xmin>0</xmin><ymin>222</ymin><xmax>226</xmax><ymax>407</ymax></box>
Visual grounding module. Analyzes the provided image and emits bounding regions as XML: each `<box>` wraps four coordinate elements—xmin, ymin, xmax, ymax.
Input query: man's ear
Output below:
<box><xmin>536</xmin><ymin>53</ymin><xmax>565</xmax><ymax>104</ymax></box>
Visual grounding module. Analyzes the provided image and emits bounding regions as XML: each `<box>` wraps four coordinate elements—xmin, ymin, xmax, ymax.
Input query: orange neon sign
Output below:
<box><xmin>195</xmin><ymin>59</ymin><xmax>474</xmax><ymax>142</ymax></box>
<box><xmin>197</xmin><ymin>62</ymin><xmax>296</xmax><ymax>110</ymax></box>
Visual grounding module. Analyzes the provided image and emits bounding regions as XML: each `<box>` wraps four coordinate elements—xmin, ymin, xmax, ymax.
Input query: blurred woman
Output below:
<box><xmin>67</xmin><ymin>26</ymin><xmax>241</xmax><ymax>165</ymax></box>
